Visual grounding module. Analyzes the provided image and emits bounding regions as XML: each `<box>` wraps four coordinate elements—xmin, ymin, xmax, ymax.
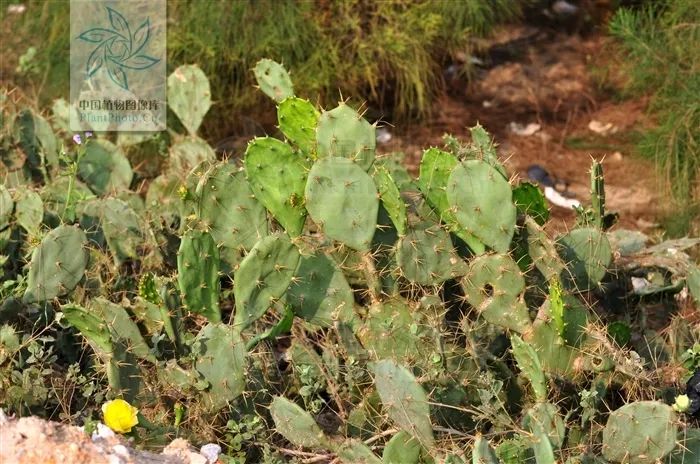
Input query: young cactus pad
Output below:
<box><xmin>253</xmin><ymin>59</ymin><xmax>294</xmax><ymax>102</ymax></box>
<box><xmin>244</xmin><ymin>137</ymin><xmax>308</xmax><ymax>237</ymax></box>
<box><xmin>277</xmin><ymin>97</ymin><xmax>319</xmax><ymax>154</ymax></box>
<box><xmin>269</xmin><ymin>396</ymin><xmax>329</xmax><ymax>449</ymax></box>
<box><xmin>23</xmin><ymin>225</ymin><xmax>89</xmax><ymax>303</ymax></box>
<box><xmin>316</xmin><ymin>103</ymin><xmax>376</xmax><ymax>171</ymax></box>
<box><xmin>305</xmin><ymin>156</ymin><xmax>379</xmax><ymax>251</ymax></box>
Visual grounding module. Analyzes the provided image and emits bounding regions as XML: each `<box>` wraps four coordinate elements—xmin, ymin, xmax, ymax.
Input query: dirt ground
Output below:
<box><xmin>379</xmin><ymin>26</ymin><xmax>660</xmax><ymax>234</ymax></box>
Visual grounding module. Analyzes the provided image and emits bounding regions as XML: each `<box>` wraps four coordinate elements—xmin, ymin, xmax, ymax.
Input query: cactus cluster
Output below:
<box><xmin>0</xmin><ymin>59</ymin><xmax>697</xmax><ymax>464</ymax></box>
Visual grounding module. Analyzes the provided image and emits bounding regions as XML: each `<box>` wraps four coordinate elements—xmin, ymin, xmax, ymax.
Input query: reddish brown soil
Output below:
<box><xmin>378</xmin><ymin>27</ymin><xmax>660</xmax><ymax>234</ymax></box>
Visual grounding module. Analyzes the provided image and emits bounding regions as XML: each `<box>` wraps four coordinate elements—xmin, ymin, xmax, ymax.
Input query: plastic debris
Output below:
<box><xmin>588</xmin><ymin>120</ymin><xmax>617</xmax><ymax>135</ymax></box>
<box><xmin>376</xmin><ymin>127</ymin><xmax>392</xmax><ymax>144</ymax></box>
<box><xmin>200</xmin><ymin>443</ymin><xmax>222</xmax><ymax>463</ymax></box>
<box><xmin>544</xmin><ymin>186</ymin><xmax>580</xmax><ymax>209</ymax></box>
<box><xmin>509</xmin><ymin>122</ymin><xmax>541</xmax><ymax>136</ymax></box>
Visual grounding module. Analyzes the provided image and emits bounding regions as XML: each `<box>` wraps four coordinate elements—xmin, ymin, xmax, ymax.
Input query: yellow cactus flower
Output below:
<box><xmin>102</xmin><ymin>399</ymin><xmax>139</xmax><ymax>433</ymax></box>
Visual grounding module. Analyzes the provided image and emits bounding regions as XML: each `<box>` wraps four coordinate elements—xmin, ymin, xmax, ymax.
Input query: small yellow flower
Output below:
<box><xmin>102</xmin><ymin>399</ymin><xmax>139</xmax><ymax>433</ymax></box>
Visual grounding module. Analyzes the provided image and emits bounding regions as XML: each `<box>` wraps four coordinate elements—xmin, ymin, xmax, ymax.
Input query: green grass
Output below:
<box><xmin>1</xmin><ymin>0</ymin><xmax>524</xmax><ymax>140</ymax></box>
<box><xmin>609</xmin><ymin>1</ymin><xmax>700</xmax><ymax>234</ymax></box>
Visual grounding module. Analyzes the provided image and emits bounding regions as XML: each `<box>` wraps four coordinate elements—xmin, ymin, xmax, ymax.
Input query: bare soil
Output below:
<box><xmin>379</xmin><ymin>26</ymin><xmax>660</xmax><ymax>234</ymax></box>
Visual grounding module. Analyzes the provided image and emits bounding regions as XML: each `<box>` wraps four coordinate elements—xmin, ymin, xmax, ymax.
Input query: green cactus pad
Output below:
<box><xmin>245</xmin><ymin>137</ymin><xmax>308</xmax><ymax>237</ymax></box>
<box><xmin>460</xmin><ymin>253</ymin><xmax>531</xmax><ymax>333</ymax></box>
<box><xmin>372</xmin><ymin>165</ymin><xmax>407</xmax><ymax>236</ymax></box>
<box><xmin>233</xmin><ymin>234</ymin><xmax>300</xmax><ymax>331</ymax></box>
<box><xmin>167</xmin><ymin>64</ymin><xmax>212</xmax><ymax>135</ymax></box>
<box><xmin>371</xmin><ymin>359</ymin><xmax>434</xmax><ymax>448</ymax></box>
<box><xmin>514</xmin><ymin>182</ymin><xmax>550</xmax><ymax>225</ymax></box>
<box><xmin>94</xmin><ymin>297</ymin><xmax>156</xmax><ymax>363</ymax></box>
<box><xmin>525</xmin><ymin>217</ymin><xmax>566</xmax><ymax>281</ymax></box>
<box><xmin>195</xmin><ymin>162</ymin><xmax>269</xmax><ymax>269</ymax></box>
<box><xmin>602</xmin><ymin>401</ymin><xmax>677</xmax><ymax>464</ymax></box>
<box><xmin>511</xmin><ymin>334</ymin><xmax>547</xmax><ymax>402</ymax></box>
<box><xmin>15</xmin><ymin>109</ymin><xmax>58</xmax><ymax>175</ymax></box>
<box><xmin>23</xmin><ymin>225</ymin><xmax>88</xmax><ymax>303</ymax></box>
<box><xmin>78</xmin><ymin>139</ymin><xmax>133</xmax><ymax>196</ymax></box>
<box><xmin>557</xmin><ymin>227</ymin><xmax>612</xmax><ymax>291</ymax></box>
<box><xmin>447</xmin><ymin>159</ymin><xmax>516</xmax><ymax>253</ymax></box>
<box><xmin>253</xmin><ymin>59</ymin><xmax>294</xmax><ymax>102</ymax></box>
<box><xmin>61</xmin><ymin>303</ymin><xmax>112</xmax><ymax>354</ymax></box>
<box><xmin>316</xmin><ymin>103</ymin><xmax>375</xmax><ymax>171</ymax></box>
<box><xmin>193</xmin><ymin>323</ymin><xmax>246</xmax><ymax>409</ymax></box>
<box><xmin>101</xmin><ymin>198</ymin><xmax>145</xmax><ymax>265</ymax></box>
<box><xmin>177</xmin><ymin>229</ymin><xmax>221</xmax><ymax>323</ymax></box>
<box><xmin>277</xmin><ymin>97</ymin><xmax>319</xmax><ymax>154</ymax></box>
<box><xmin>169</xmin><ymin>136</ymin><xmax>216</xmax><ymax>176</ymax></box>
<box><xmin>286</xmin><ymin>252</ymin><xmax>356</xmax><ymax>328</ymax></box>
<box><xmin>13</xmin><ymin>187</ymin><xmax>43</xmax><ymax>236</ymax></box>
<box><xmin>523</xmin><ymin>402</ymin><xmax>565</xmax><ymax>449</ymax></box>
<box><xmin>305</xmin><ymin>157</ymin><xmax>379</xmax><ymax>251</ymax></box>
<box><xmin>337</xmin><ymin>440</ymin><xmax>382</xmax><ymax>464</ymax></box>
<box><xmin>397</xmin><ymin>224</ymin><xmax>467</xmax><ymax>285</ymax></box>
<box><xmin>417</xmin><ymin>147</ymin><xmax>485</xmax><ymax>254</ymax></box>
<box><xmin>358</xmin><ymin>299</ymin><xmax>437</xmax><ymax>364</ymax></box>
<box><xmin>382</xmin><ymin>431</ymin><xmax>422</xmax><ymax>464</ymax></box>
<box><xmin>269</xmin><ymin>396</ymin><xmax>329</xmax><ymax>449</ymax></box>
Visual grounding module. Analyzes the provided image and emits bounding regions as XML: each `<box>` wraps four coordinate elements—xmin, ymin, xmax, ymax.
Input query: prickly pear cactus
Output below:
<box><xmin>371</xmin><ymin>359</ymin><xmax>434</xmax><ymax>448</ymax></box>
<box><xmin>12</xmin><ymin>187</ymin><xmax>43</xmax><ymax>236</ymax></box>
<box><xmin>168</xmin><ymin>136</ymin><xmax>216</xmax><ymax>175</ymax></box>
<box><xmin>193</xmin><ymin>323</ymin><xmax>246</xmax><ymax>410</ymax></box>
<box><xmin>177</xmin><ymin>229</ymin><xmax>221</xmax><ymax>323</ymax></box>
<box><xmin>460</xmin><ymin>253</ymin><xmax>531</xmax><ymax>333</ymax></box>
<box><xmin>167</xmin><ymin>64</ymin><xmax>212</xmax><ymax>135</ymax></box>
<box><xmin>78</xmin><ymin>139</ymin><xmax>133</xmax><ymax>195</ymax></box>
<box><xmin>602</xmin><ymin>401</ymin><xmax>678</xmax><ymax>464</ymax></box>
<box><xmin>557</xmin><ymin>227</ymin><xmax>612</xmax><ymax>291</ymax></box>
<box><xmin>382</xmin><ymin>431</ymin><xmax>422</xmax><ymax>464</ymax></box>
<box><xmin>286</xmin><ymin>251</ymin><xmax>356</xmax><ymax>328</ymax></box>
<box><xmin>447</xmin><ymin>159</ymin><xmax>516</xmax><ymax>253</ymax></box>
<box><xmin>305</xmin><ymin>156</ymin><xmax>379</xmax><ymax>251</ymax></box>
<box><xmin>253</xmin><ymin>58</ymin><xmax>294</xmax><ymax>102</ymax></box>
<box><xmin>511</xmin><ymin>334</ymin><xmax>547</xmax><ymax>402</ymax></box>
<box><xmin>23</xmin><ymin>225</ymin><xmax>88</xmax><ymax>303</ymax></box>
<box><xmin>417</xmin><ymin>147</ymin><xmax>484</xmax><ymax>254</ymax></box>
<box><xmin>472</xmin><ymin>435</ymin><xmax>500</xmax><ymax>464</ymax></box>
<box><xmin>194</xmin><ymin>162</ymin><xmax>269</xmax><ymax>269</ymax></box>
<box><xmin>316</xmin><ymin>103</ymin><xmax>376</xmax><ymax>171</ymax></box>
<box><xmin>277</xmin><ymin>96</ymin><xmax>319</xmax><ymax>154</ymax></box>
<box><xmin>244</xmin><ymin>137</ymin><xmax>308</xmax><ymax>237</ymax></box>
<box><xmin>269</xmin><ymin>396</ymin><xmax>330</xmax><ymax>449</ymax></box>
<box><xmin>233</xmin><ymin>234</ymin><xmax>300</xmax><ymax>330</ymax></box>
<box><xmin>396</xmin><ymin>223</ymin><xmax>467</xmax><ymax>285</ymax></box>
<box><xmin>373</xmin><ymin>165</ymin><xmax>407</xmax><ymax>236</ymax></box>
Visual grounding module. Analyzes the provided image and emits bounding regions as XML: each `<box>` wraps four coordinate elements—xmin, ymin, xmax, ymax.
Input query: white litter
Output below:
<box><xmin>91</xmin><ymin>422</ymin><xmax>116</xmax><ymax>441</ymax></box>
<box><xmin>544</xmin><ymin>186</ymin><xmax>580</xmax><ymax>209</ymax></box>
<box><xmin>588</xmin><ymin>120</ymin><xmax>617</xmax><ymax>135</ymax></box>
<box><xmin>376</xmin><ymin>127</ymin><xmax>392</xmax><ymax>144</ymax></box>
<box><xmin>509</xmin><ymin>122</ymin><xmax>541</xmax><ymax>136</ymax></box>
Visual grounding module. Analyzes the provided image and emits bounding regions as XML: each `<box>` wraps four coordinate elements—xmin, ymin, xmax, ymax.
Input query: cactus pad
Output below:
<box><xmin>557</xmin><ymin>227</ymin><xmax>612</xmax><ymax>291</ymax></box>
<box><xmin>305</xmin><ymin>157</ymin><xmax>379</xmax><ymax>251</ymax></box>
<box><xmin>269</xmin><ymin>396</ymin><xmax>329</xmax><ymax>449</ymax></box>
<box><xmin>253</xmin><ymin>59</ymin><xmax>294</xmax><ymax>102</ymax></box>
<box><xmin>372</xmin><ymin>165</ymin><xmax>407</xmax><ymax>236</ymax></box>
<box><xmin>167</xmin><ymin>64</ymin><xmax>211</xmax><ymax>135</ymax></box>
<box><xmin>460</xmin><ymin>253</ymin><xmax>531</xmax><ymax>333</ymax></box>
<box><xmin>277</xmin><ymin>97</ymin><xmax>319</xmax><ymax>154</ymax></box>
<box><xmin>244</xmin><ymin>137</ymin><xmax>308</xmax><ymax>237</ymax></box>
<box><xmin>396</xmin><ymin>224</ymin><xmax>467</xmax><ymax>285</ymax></box>
<box><xmin>177</xmin><ymin>229</ymin><xmax>221</xmax><ymax>323</ymax></box>
<box><xmin>447</xmin><ymin>159</ymin><xmax>516</xmax><ymax>253</ymax></box>
<box><xmin>23</xmin><ymin>225</ymin><xmax>88</xmax><ymax>303</ymax></box>
<box><xmin>316</xmin><ymin>103</ymin><xmax>375</xmax><ymax>171</ymax></box>
<box><xmin>78</xmin><ymin>139</ymin><xmax>133</xmax><ymax>196</ymax></box>
<box><xmin>602</xmin><ymin>401</ymin><xmax>677</xmax><ymax>464</ymax></box>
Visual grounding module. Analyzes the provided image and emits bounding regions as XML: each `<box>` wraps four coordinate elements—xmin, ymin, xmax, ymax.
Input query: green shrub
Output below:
<box><xmin>609</xmin><ymin>1</ymin><xmax>700</xmax><ymax>232</ymax></box>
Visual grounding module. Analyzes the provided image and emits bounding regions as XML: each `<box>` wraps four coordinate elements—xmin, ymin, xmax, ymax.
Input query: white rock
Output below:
<box><xmin>200</xmin><ymin>443</ymin><xmax>222</xmax><ymax>463</ymax></box>
<box><xmin>509</xmin><ymin>122</ymin><xmax>541</xmax><ymax>136</ymax></box>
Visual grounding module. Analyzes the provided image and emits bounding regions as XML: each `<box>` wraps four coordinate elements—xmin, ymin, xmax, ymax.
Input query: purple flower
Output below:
<box><xmin>72</xmin><ymin>134</ymin><xmax>82</xmax><ymax>145</ymax></box>
<box><xmin>85</xmin><ymin>131</ymin><xmax>93</xmax><ymax>139</ymax></box>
